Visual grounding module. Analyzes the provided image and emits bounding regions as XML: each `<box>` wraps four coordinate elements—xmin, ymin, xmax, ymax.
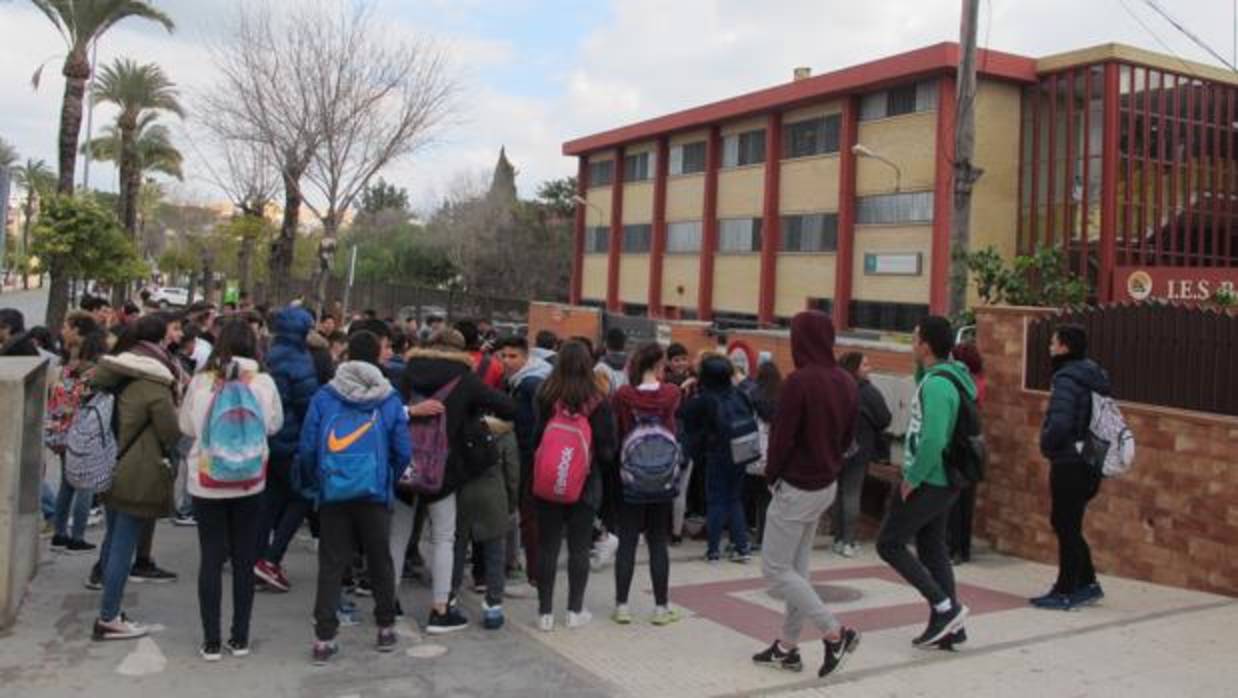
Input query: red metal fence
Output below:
<box><xmin>1025</xmin><ymin>303</ymin><xmax>1238</xmax><ymax>416</ymax></box>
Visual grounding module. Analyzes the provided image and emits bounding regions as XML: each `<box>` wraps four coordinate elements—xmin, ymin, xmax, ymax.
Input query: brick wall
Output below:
<box><xmin>974</xmin><ymin>305</ymin><xmax>1238</xmax><ymax>596</ymax></box>
<box><xmin>527</xmin><ymin>303</ymin><xmax>602</xmax><ymax>347</ymax></box>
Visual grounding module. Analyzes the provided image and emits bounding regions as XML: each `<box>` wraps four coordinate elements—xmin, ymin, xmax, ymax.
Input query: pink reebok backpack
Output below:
<box><xmin>532</xmin><ymin>401</ymin><xmax>594</xmax><ymax>504</ymax></box>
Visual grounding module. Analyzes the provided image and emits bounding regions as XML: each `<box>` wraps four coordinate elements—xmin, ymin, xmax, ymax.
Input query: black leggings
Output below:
<box><xmin>535</xmin><ymin>498</ymin><xmax>594</xmax><ymax>615</ymax></box>
<box><xmin>615</xmin><ymin>500</ymin><xmax>672</xmax><ymax>606</ymax></box>
<box><xmin>194</xmin><ymin>494</ymin><xmax>263</xmax><ymax>645</ymax></box>
<box><xmin>1050</xmin><ymin>463</ymin><xmax>1101</xmax><ymax>594</ymax></box>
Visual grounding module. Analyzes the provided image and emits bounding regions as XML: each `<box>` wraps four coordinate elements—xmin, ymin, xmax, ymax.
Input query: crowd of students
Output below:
<box><xmin>0</xmin><ymin>293</ymin><xmax>1115</xmax><ymax>678</ymax></box>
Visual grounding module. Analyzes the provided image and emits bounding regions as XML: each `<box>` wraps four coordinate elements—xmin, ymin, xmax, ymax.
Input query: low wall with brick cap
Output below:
<box><xmin>973</xmin><ymin>305</ymin><xmax>1238</xmax><ymax>596</ymax></box>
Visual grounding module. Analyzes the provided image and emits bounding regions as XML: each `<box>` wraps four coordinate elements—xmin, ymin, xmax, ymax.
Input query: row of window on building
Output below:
<box><xmin>583</xmin><ymin>190</ymin><xmax>934</xmax><ymax>254</ymax></box>
<box><xmin>586</xmin><ymin>80</ymin><xmax>939</xmax><ymax>186</ymax></box>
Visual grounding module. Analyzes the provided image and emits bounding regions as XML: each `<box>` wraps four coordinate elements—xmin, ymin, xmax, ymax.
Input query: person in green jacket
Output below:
<box><xmin>90</xmin><ymin>314</ymin><xmax>185</xmax><ymax>642</ymax></box>
<box><xmin>876</xmin><ymin>316</ymin><xmax>974</xmax><ymax>649</ymax></box>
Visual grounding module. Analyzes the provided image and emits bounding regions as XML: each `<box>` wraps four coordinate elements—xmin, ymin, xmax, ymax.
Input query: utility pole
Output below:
<box><xmin>949</xmin><ymin>0</ymin><xmax>983</xmax><ymax>319</ymax></box>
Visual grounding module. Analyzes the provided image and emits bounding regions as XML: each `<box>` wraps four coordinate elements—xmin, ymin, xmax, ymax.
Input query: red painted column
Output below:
<box><xmin>833</xmin><ymin>96</ymin><xmax>859</xmax><ymax>330</ymax></box>
<box><xmin>698</xmin><ymin>127</ymin><xmax>721</xmax><ymax>321</ymax></box>
<box><xmin>606</xmin><ymin>146</ymin><xmax>626</xmax><ymax>313</ymax></box>
<box><xmin>1099</xmin><ymin>63</ymin><xmax>1120</xmax><ymax>303</ymax></box>
<box><xmin>758</xmin><ymin>112</ymin><xmax>783</xmax><ymax>326</ymax></box>
<box><xmin>570</xmin><ymin>156</ymin><xmax>588</xmax><ymax>306</ymax></box>
<box><xmin>930</xmin><ymin>75</ymin><xmax>957</xmax><ymax>316</ymax></box>
<box><xmin>648</xmin><ymin>137</ymin><xmax>670</xmax><ymax>318</ymax></box>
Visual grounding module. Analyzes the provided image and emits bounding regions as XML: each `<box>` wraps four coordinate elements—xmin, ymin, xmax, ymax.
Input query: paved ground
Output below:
<box><xmin>1</xmin><ymin>503</ymin><xmax>1233</xmax><ymax>698</ymax></box>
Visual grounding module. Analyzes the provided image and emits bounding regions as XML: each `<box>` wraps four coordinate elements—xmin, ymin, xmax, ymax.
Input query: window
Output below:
<box><xmin>856</xmin><ymin>191</ymin><xmax>934</xmax><ymax>225</ymax></box>
<box><xmin>669</xmin><ymin>141</ymin><xmax>707</xmax><ymax>175</ymax></box>
<box><xmin>718</xmin><ymin>217</ymin><xmax>762</xmax><ymax>252</ymax></box>
<box><xmin>588</xmin><ymin>160</ymin><xmax>614</xmax><ymax>187</ymax></box>
<box><xmin>780</xmin><ymin>213</ymin><xmax>838</xmax><ymax>252</ymax></box>
<box><xmin>624</xmin><ymin>152</ymin><xmax>654</xmax><ymax>182</ymax></box>
<box><xmin>622</xmin><ymin>223</ymin><xmax>652</xmax><ymax>252</ymax></box>
<box><xmin>782</xmin><ymin>115</ymin><xmax>842</xmax><ymax>158</ymax></box>
<box><xmin>722</xmin><ymin>129</ymin><xmax>766</xmax><ymax>167</ymax></box>
<box><xmin>860</xmin><ymin>80</ymin><xmax>939</xmax><ymax>121</ymax></box>
<box><xmin>666</xmin><ymin>220</ymin><xmax>703</xmax><ymax>252</ymax></box>
<box><xmin>585</xmin><ymin>226</ymin><xmax>609</xmax><ymax>253</ymax></box>
<box><xmin>849</xmin><ymin>300</ymin><xmax>929</xmax><ymax>333</ymax></box>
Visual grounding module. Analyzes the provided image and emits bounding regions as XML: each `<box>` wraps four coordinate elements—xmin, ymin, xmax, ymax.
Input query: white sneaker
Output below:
<box><xmin>840</xmin><ymin>543</ymin><xmax>859</xmax><ymax>558</ymax></box>
<box><xmin>566</xmin><ymin>609</ymin><xmax>593</xmax><ymax>629</ymax></box>
<box><xmin>590</xmin><ymin>534</ymin><xmax>618</xmax><ymax>571</ymax></box>
<box><xmin>538</xmin><ymin>614</ymin><xmax>555</xmax><ymax>632</ymax></box>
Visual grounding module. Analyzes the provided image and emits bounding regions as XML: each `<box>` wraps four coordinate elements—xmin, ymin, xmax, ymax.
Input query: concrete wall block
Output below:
<box><xmin>0</xmin><ymin>358</ymin><xmax>48</xmax><ymax>630</ymax></box>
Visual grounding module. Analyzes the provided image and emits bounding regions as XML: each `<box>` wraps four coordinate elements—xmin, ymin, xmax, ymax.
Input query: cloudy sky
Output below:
<box><xmin>1</xmin><ymin>0</ymin><xmax>1234</xmax><ymax>213</ymax></box>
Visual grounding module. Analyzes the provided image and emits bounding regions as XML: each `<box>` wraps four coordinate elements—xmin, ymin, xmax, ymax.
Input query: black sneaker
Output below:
<box><xmin>311</xmin><ymin>640</ymin><xmax>338</xmax><ymax>666</ymax></box>
<box><xmin>225</xmin><ymin>639</ymin><xmax>250</xmax><ymax>657</ymax></box>
<box><xmin>752</xmin><ymin>640</ymin><xmax>803</xmax><ymax>672</ymax></box>
<box><xmin>819</xmin><ymin>627</ymin><xmax>861</xmax><ymax>678</ymax></box>
<box><xmin>65</xmin><ymin>539</ymin><xmax>97</xmax><ymax>555</ymax></box>
<box><xmin>201</xmin><ymin>641</ymin><xmax>223</xmax><ymax>662</ymax></box>
<box><xmin>353</xmin><ymin>578</ymin><xmax>373</xmax><ymax>597</ymax></box>
<box><xmin>85</xmin><ymin>565</ymin><xmax>103</xmax><ymax>591</ymax></box>
<box><xmin>912</xmin><ymin>604</ymin><xmax>969</xmax><ymax>646</ymax></box>
<box><xmin>51</xmin><ymin>534</ymin><xmax>70</xmax><ymax>550</ymax></box>
<box><xmin>130</xmin><ymin>562</ymin><xmax>178</xmax><ymax>583</ymax></box>
<box><xmin>376</xmin><ymin>626</ymin><xmax>398</xmax><ymax>653</ymax></box>
<box><xmin>426</xmin><ymin>607</ymin><xmax>469</xmax><ymax>635</ymax></box>
<box><xmin>933</xmin><ymin>628</ymin><xmax>967</xmax><ymax>651</ymax></box>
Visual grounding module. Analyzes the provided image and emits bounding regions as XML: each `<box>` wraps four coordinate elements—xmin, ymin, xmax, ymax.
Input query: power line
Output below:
<box><xmin>1116</xmin><ymin>0</ymin><xmax>1209</xmax><ymax>79</ymax></box>
<box><xmin>1142</xmin><ymin>0</ymin><xmax>1237</xmax><ymax>71</ymax></box>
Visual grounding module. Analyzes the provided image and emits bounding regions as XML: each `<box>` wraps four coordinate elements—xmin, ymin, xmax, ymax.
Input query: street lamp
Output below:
<box><xmin>571</xmin><ymin>194</ymin><xmax>604</xmax><ymax>220</ymax></box>
<box><xmin>852</xmin><ymin>143</ymin><xmax>902</xmax><ymax>192</ymax></box>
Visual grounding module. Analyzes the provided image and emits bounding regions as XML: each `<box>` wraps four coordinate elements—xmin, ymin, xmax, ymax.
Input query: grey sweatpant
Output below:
<box><xmin>390</xmin><ymin>494</ymin><xmax>456</xmax><ymax>605</ymax></box>
<box><xmin>762</xmin><ymin>480</ymin><xmax>841</xmax><ymax>644</ymax></box>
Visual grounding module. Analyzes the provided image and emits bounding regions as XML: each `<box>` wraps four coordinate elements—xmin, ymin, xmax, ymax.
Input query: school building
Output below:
<box><xmin>563</xmin><ymin>42</ymin><xmax>1238</xmax><ymax>332</ymax></box>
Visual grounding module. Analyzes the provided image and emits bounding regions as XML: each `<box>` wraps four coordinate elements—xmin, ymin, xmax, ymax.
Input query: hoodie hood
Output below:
<box><xmin>790</xmin><ymin>310</ymin><xmax>837</xmax><ymax>369</ymax></box>
<box><xmin>510</xmin><ymin>355</ymin><xmax>552</xmax><ymax>388</ymax></box>
<box><xmin>601</xmin><ymin>351</ymin><xmax>627</xmax><ymax>372</ymax></box>
<box><xmin>95</xmin><ymin>352</ymin><xmax>176</xmax><ymax>387</ymax></box>
<box><xmin>619</xmin><ymin>381</ymin><xmax>681</xmax><ymax>413</ymax></box>
<box><xmin>924</xmin><ymin>360</ymin><xmax>979</xmax><ymax>400</ymax></box>
<box><xmin>306</xmin><ymin>330</ymin><xmax>329</xmax><ymax>351</ymax></box>
<box><xmin>699</xmin><ymin>355</ymin><xmax>735</xmax><ymax>391</ymax></box>
<box><xmin>530</xmin><ymin>347</ymin><xmax>556</xmax><ymax>363</ymax></box>
<box><xmin>1054</xmin><ymin>357</ymin><xmax>1111</xmax><ymax>396</ymax></box>
<box><xmin>402</xmin><ymin>347</ymin><xmax>474</xmax><ymax>399</ymax></box>
<box><xmin>272</xmin><ymin>307</ymin><xmax>313</xmax><ymax>346</ymax></box>
<box><xmin>328</xmin><ymin>361</ymin><xmax>395</xmax><ymax>406</ymax></box>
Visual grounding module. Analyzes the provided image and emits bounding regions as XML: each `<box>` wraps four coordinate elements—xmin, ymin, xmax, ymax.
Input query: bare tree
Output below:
<box><xmin>203</xmin><ymin>4</ymin><xmax>322</xmax><ymax>304</ymax></box>
<box><xmin>300</xmin><ymin>2</ymin><xmax>456</xmax><ymax>310</ymax></box>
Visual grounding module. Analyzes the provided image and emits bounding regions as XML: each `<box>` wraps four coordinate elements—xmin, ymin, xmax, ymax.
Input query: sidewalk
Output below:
<box><xmin>0</xmin><ymin>517</ymin><xmax>1232</xmax><ymax>698</ymax></box>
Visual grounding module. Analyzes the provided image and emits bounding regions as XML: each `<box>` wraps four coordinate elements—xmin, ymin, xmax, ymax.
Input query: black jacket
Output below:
<box><xmin>853</xmin><ymin>379</ymin><xmax>893</xmax><ymax>465</ymax></box>
<box><xmin>679</xmin><ymin>355</ymin><xmax>748</xmax><ymax>474</ymax></box>
<box><xmin>532</xmin><ymin>392</ymin><xmax>618</xmax><ymax>511</ymax></box>
<box><xmin>1040</xmin><ymin>356</ymin><xmax>1111</xmax><ymax>466</ymax></box>
<box><xmin>0</xmin><ymin>332</ymin><xmax>39</xmax><ymax>357</ymax></box>
<box><xmin>400</xmin><ymin>348</ymin><xmax>516</xmax><ymax>501</ymax></box>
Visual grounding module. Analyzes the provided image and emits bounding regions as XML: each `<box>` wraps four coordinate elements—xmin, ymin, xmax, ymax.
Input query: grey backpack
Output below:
<box><xmin>64</xmin><ymin>380</ymin><xmax>133</xmax><ymax>492</ymax></box>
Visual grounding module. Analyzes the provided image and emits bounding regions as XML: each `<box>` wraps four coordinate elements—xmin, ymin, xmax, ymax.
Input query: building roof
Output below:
<box><xmin>1037</xmin><ymin>43</ymin><xmax>1238</xmax><ymax>87</ymax></box>
<box><xmin>562</xmin><ymin>42</ymin><xmax>1038</xmax><ymax>156</ymax></box>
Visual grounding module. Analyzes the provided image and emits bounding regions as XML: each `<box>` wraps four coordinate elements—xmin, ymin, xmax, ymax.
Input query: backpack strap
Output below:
<box><xmin>475</xmin><ymin>355</ymin><xmax>493</xmax><ymax>380</ymax></box>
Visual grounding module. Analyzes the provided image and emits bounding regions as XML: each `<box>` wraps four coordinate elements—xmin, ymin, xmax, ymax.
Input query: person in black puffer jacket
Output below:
<box><xmin>254</xmin><ymin>307</ymin><xmax>321</xmax><ymax>593</ymax></box>
<box><xmin>396</xmin><ymin>328</ymin><xmax>515</xmax><ymax>634</ymax></box>
<box><xmin>1033</xmin><ymin>323</ymin><xmax>1111</xmax><ymax>611</ymax></box>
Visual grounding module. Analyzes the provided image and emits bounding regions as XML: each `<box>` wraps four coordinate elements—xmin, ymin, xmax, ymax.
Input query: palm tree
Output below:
<box><xmin>91</xmin><ymin>58</ymin><xmax>184</xmax><ymax>240</ymax></box>
<box><xmin>0</xmin><ymin>138</ymin><xmax>17</xmax><ymax>168</ymax></box>
<box><xmin>12</xmin><ymin>159</ymin><xmax>56</xmax><ymax>289</ymax></box>
<box><xmin>83</xmin><ymin>115</ymin><xmax>184</xmax><ymax>181</ymax></box>
<box><xmin>30</xmin><ymin>0</ymin><xmax>174</xmax><ymax>195</ymax></box>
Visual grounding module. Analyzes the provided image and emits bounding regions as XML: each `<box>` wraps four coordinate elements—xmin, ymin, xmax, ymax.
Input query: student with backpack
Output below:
<box><xmin>610</xmin><ymin>343</ymin><xmax>682</xmax><ymax>626</ymax></box>
<box><xmin>531</xmin><ymin>340</ymin><xmax>618</xmax><ymax>632</ymax></box>
<box><xmin>301</xmin><ymin>331</ymin><xmax>412</xmax><ymax>664</ymax></box>
<box><xmin>89</xmin><ymin>315</ymin><xmax>185</xmax><ymax>641</ymax></box>
<box><xmin>1033</xmin><ymin>324</ymin><xmax>1112</xmax><ymax>610</ymax></box>
<box><xmin>178</xmin><ymin>319</ymin><xmax>283</xmax><ymax>661</ymax></box>
<box><xmin>754</xmin><ymin>311</ymin><xmax>860</xmax><ymax>678</ymax></box>
<box><xmin>397</xmin><ymin>328</ymin><xmax>515</xmax><ymax>634</ymax></box>
<box><xmin>876</xmin><ymin>316</ymin><xmax>973</xmax><ymax>648</ymax></box>
<box><xmin>680</xmin><ymin>354</ymin><xmax>757</xmax><ymax>563</ymax></box>
<box><xmin>46</xmin><ymin>314</ymin><xmax>104</xmax><ymax>554</ymax></box>
<box><xmin>835</xmin><ymin>352</ymin><xmax>893</xmax><ymax>558</ymax></box>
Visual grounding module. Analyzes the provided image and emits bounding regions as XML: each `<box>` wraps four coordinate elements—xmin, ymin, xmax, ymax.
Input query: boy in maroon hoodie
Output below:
<box><xmin>753</xmin><ymin>311</ymin><xmax>861</xmax><ymax>679</ymax></box>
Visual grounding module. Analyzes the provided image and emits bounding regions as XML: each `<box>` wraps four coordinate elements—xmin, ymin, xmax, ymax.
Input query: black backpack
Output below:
<box><xmin>935</xmin><ymin>371</ymin><xmax>987</xmax><ymax>487</ymax></box>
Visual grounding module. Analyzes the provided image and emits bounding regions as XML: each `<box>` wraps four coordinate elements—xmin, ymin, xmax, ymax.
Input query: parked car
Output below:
<box><xmin>151</xmin><ymin>286</ymin><xmax>190</xmax><ymax>308</ymax></box>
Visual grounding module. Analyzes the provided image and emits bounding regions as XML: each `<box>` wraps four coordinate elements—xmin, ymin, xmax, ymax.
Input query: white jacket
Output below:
<box><xmin>178</xmin><ymin>357</ymin><xmax>284</xmax><ymax>499</ymax></box>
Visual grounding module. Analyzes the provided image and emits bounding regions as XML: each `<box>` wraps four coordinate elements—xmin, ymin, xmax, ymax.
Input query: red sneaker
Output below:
<box><xmin>254</xmin><ymin>560</ymin><xmax>290</xmax><ymax>592</ymax></box>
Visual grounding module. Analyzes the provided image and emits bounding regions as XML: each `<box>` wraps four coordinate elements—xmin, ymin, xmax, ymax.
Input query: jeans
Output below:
<box><xmin>1050</xmin><ymin>463</ymin><xmax>1101</xmax><ymax>594</ymax></box>
<box><xmin>451</xmin><ymin>534</ymin><xmax>505</xmax><ymax>606</ymax></box>
<box><xmin>390</xmin><ymin>494</ymin><xmax>456</xmax><ymax>606</ymax></box>
<box><xmin>99</xmin><ymin>509</ymin><xmax>148</xmax><ymax>621</ymax></box>
<box><xmin>832</xmin><ymin>456</ymin><xmax>868</xmax><ymax>545</ymax></box>
<box><xmin>194</xmin><ymin>494</ymin><xmax>262</xmax><ymax>645</ymax></box>
<box><xmin>260</xmin><ymin>461</ymin><xmax>310</xmax><ymax>566</ymax></box>
<box><xmin>706</xmin><ymin>459</ymin><xmax>749</xmax><ymax>556</ymax></box>
<box><xmin>876</xmin><ymin>483</ymin><xmax>960</xmax><ymax>607</ymax></box>
<box><xmin>314</xmin><ymin>501</ymin><xmax>396</xmax><ymax>641</ymax></box>
<box><xmin>535</xmin><ymin>498</ymin><xmax>594</xmax><ymax>615</ymax></box>
<box><xmin>615</xmin><ymin>500</ymin><xmax>671</xmax><ymax>606</ymax></box>
<box><xmin>54</xmin><ymin>463</ymin><xmax>93</xmax><ymax>541</ymax></box>
<box><xmin>40</xmin><ymin>480</ymin><xmax>56</xmax><ymax>521</ymax></box>
<box><xmin>762</xmin><ymin>481</ymin><xmax>841</xmax><ymax>643</ymax></box>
